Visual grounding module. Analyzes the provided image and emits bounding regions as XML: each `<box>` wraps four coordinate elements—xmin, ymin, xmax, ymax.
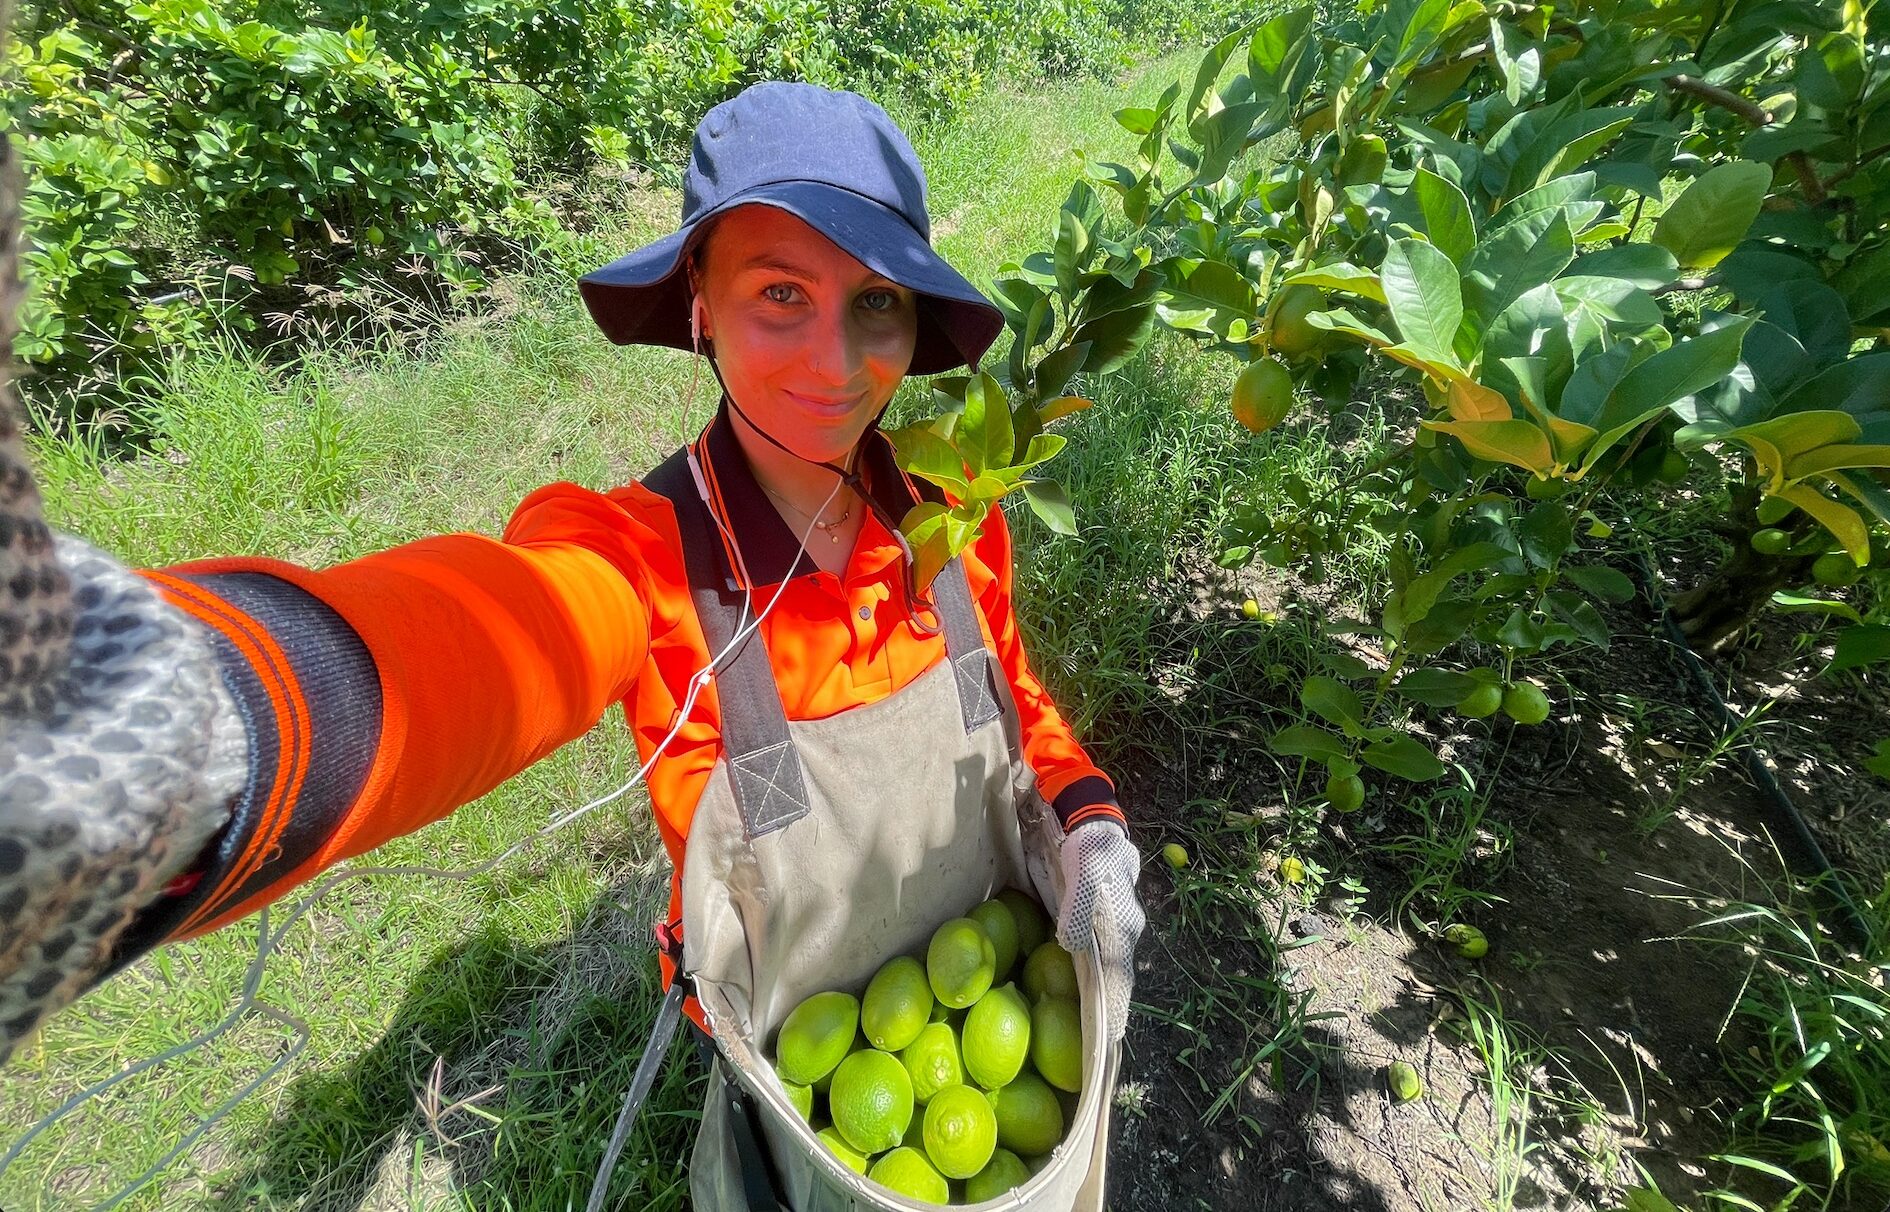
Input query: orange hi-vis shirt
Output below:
<box><xmin>110</xmin><ymin>415</ymin><xmax>1124</xmax><ymax>983</ymax></box>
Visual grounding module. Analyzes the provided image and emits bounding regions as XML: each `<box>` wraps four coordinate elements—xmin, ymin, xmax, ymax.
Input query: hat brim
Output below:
<box><xmin>577</xmin><ymin>183</ymin><xmax>1004</xmax><ymax>377</ymax></box>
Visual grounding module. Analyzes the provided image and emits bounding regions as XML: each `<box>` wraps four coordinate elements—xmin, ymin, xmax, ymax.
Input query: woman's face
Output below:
<box><xmin>693</xmin><ymin>205</ymin><xmax>919</xmax><ymax>467</ymax></box>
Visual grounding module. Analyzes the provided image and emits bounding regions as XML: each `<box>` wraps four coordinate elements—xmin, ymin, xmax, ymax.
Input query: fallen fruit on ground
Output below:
<box><xmin>829</xmin><ymin>1048</ymin><xmax>914</xmax><ymax>1155</ymax></box>
<box><xmin>922</xmin><ymin>1082</ymin><xmax>999</xmax><ymax>1179</ymax></box>
<box><xmin>1021</xmin><ymin>942</ymin><xmax>1079</xmax><ymax>1003</ymax></box>
<box><xmin>1388</xmin><ymin>1061</ymin><xmax>1423</xmax><ymax>1102</ymax></box>
<box><xmin>1241</xmin><ymin>597</ymin><xmax>1261</xmax><ymax>619</ymax></box>
<box><xmin>965</xmin><ymin>1147</ymin><xmax>1033</xmax><ymax>1202</ymax></box>
<box><xmin>1162</xmin><ymin>841</ymin><xmax>1190</xmax><ymax>869</ymax></box>
<box><xmin>1231</xmin><ymin>356</ymin><xmax>1294</xmax><ymax>434</ymax></box>
<box><xmin>867</xmin><ymin>1146</ymin><xmax>949</xmax><ymax>1202</ymax></box>
<box><xmin>928</xmin><ymin>917</ymin><xmax>998</xmax><ymax>1009</ymax></box>
<box><xmin>1442</xmin><ymin>923</ymin><xmax>1489</xmax><ymax>960</ymax></box>
<box><xmin>775</xmin><ymin>991</ymin><xmax>861</xmax><ymax>1085</ymax></box>
<box><xmin>1279</xmin><ymin>856</ymin><xmax>1306</xmax><ymax>884</ymax></box>
<box><xmin>862</xmin><ymin>955</ymin><xmax>934</xmax><ymax>1053</ymax></box>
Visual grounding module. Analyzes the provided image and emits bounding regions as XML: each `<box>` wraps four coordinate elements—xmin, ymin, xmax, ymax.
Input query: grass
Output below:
<box><xmin>0</xmin><ymin>51</ymin><xmax>1209</xmax><ymax>1212</ymax></box>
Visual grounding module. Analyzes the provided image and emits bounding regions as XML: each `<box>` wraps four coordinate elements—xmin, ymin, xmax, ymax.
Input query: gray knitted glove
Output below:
<box><xmin>0</xmin><ymin>533</ymin><xmax>246</xmax><ymax>1060</ymax></box>
<box><xmin>1054</xmin><ymin>817</ymin><xmax>1144</xmax><ymax>1043</ymax></box>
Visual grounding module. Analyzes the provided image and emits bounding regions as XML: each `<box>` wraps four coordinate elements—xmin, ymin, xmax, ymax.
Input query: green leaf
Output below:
<box><xmin>1777</xmin><ymin>482</ymin><xmax>1871</xmax><ymax>563</ymax></box>
<box><xmin>1033</xmin><ymin>342</ymin><xmax>1092</xmax><ymax>399</ymax></box>
<box><xmin>1412</xmin><ymin>166</ymin><xmax>1476</xmax><ymax>266</ymax></box>
<box><xmin>1115</xmin><ymin>107</ymin><xmax>1158</xmax><ymax>135</ymax></box>
<box><xmin>1563</xmin><ymin>564</ymin><xmax>1635</xmax><ymax>602</ymax></box>
<box><xmin>1385</xmin><ymin>541</ymin><xmax>1511</xmax><ymax>635</ymax></box>
<box><xmin>1490</xmin><ymin>19</ymin><xmax>1541</xmax><ymax>104</ymax></box>
<box><xmin>1653</xmin><ymin>161</ymin><xmax>1773</xmax><ymax>270</ymax></box>
<box><xmin>1830</xmin><ymin>624</ymin><xmax>1890</xmax><ymax>674</ymax></box>
<box><xmin>1188</xmin><ymin>24</ymin><xmax>1252</xmax><ymax>127</ymax></box>
<box><xmin>1283</xmin><ymin>262</ymin><xmax>1386</xmax><ymax>304</ymax></box>
<box><xmin>1269</xmin><ymin>722</ymin><xmax>1351</xmax><ymax>762</ymax></box>
<box><xmin>1071</xmin><ymin>302</ymin><xmax>1157</xmax><ymax>375</ymax></box>
<box><xmin>1360</xmin><ymin>734</ymin><xmax>1448</xmax><ymax>780</ymax></box>
<box><xmin>887</xmin><ymin>424</ymin><xmax>969</xmax><ymax>495</ymax></box>
<box><xmin>1395</xmin><ymin>667</ymin><xmax>1477</xmax><ymax>707</ymax></box>
<box><xmin>1381</xmin><ymin>237</ymin><xmax>1464</xmax><ymax>367</ymax></box>
<box><xmin>1770</xmin><ymin>591</ymin><xmax>1864</xmax><ymax>622</ymax></box>
<box><xmin>1463</xmin><ymin>211</ymin><xmax>1575</xmax><ymax>334</ymax></box>
<box><xmin>957</xmin><ymin>371</ymin><xmax>1015</xmax><ymax>472</ymax></box>
<box><xmin>1424</xmin><ymin>419</ymin><xmax>1558</xmax><ymax>473</ymax></box>
<box><xmin>1020</xmin><ymin>479</ymin><xmax>1076</xmax><ymax>535</ymax></box>
<box><xmin>1301</xmin><ymin>675</ymin><xmax>1366</xmax><ymax>732</ymax></box>
<box><xmin>1564</xmin><ymin>244</ymin><xmax>1678</xmax><ymax>290</ymax></box>
<box><xmin>1591</xmin><ymin>318</ymin><xmax>1755</xmax><ymax>444</ymax></box>
<box><xmin>1518</xmin><ymin>501</ymin><xmax>1575</xmax><ymax>567</ymax></box>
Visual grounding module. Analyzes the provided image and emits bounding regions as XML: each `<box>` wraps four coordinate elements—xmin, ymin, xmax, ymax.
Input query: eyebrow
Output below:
<box><xmin>736</xmin><ymin>254</ymin><xmax>820</xmax><ymax>278</ymax></box>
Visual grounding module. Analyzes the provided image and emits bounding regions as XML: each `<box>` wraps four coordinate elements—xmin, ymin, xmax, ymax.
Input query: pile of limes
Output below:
<box><xmin>769</xmin><ymin>887</ymin><xmax>1086</xmax><ymax>1205</ymax></box>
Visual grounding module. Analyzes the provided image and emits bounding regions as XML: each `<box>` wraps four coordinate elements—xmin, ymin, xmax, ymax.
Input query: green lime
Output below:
<box><xmin>1502</xmin><ymin>683</ymin><xmax>1551</xmax><ymax>725</ymax></box>
<box><xmin>1442</xmin><ymin>923</ymin><xmax>1489</xmax><ymax>959</ymax></box>
<box><xmin>829</xmin><ymin>1048</ymin><xmax>914</xmax><ymax>1155</ymax></box>
<box><xmin>1458</xmin><ymin>680</ymin><xmax>1503</xmax><ymax>719</ymax></box>
<box><xmin>969</xmin><ymin>899</ymin><xmax>1022</xmax><ymax>982</ymax></box>
<box><xmin>868</xmin><ymin>1147</ymin><xmax>948</xmax><ymax>1202</ymax></box>
<box><xmin>863</xmin><ymin>955</ymin><xmax>935</xmax><ymax>1052</ymax></box>
<box><xmin>963</xmin><ymin>983</ymin><xmax>1033</xmax><ymax>1089</ymax></box>
<box><xmin>1162</xmin><ymin>842</ymin><xmax>1190</xmax><ymax>869</ymax></box>
<box><xmin>1658</xmin><ymin>449</ymin><xmax>1690</xmax><ymax>483</ymax></box>
<box><xmin>1232</xmin><ymin>357</ymin><xmax>1294</xmax><ymax>434</ymax></box>
<box><xmin>817</xmin><ymin>1125</ymin><xmax>870</xmax><ymax>1174</ymax></box>
<box><xmin>1020</xmin><ymin>942</ymin><xmax>1078</xmax><ymax>1003</ymax></box>
<box><xmin>922</xmin><ymin>1082</ymin><xmax>999</xmax><ymax>1179</ymax></box>
<box><xmin>775</xmin><ymin>991</ymin><xmax>860</xmax><ymax>1086</ymax></box>
<box><xmin>1813</xmin><ymin>552</ymin><xmax>1861</xmax><ymax>586</ymax></box>
<box><xmin>900</xmin><ymin>1020</ymin><xmax>965</xmax><ymax>1104</ymax></box>
<box><xmin>784</xmin><ymin>1081</ymin><xmax>813</xmax><ymax>1122</ymax></box>
<box><xmin>1269</xmin><ymin>285</ymin><xmax>1328</xmax><ymax>358</ymax></box>
<box><xmin>997</xmin><ymin>889</ymin><xmax>1051</xmax><ymax>961</ymax></box>
<box><xmin>1279</xmin><ymin>856</ymin><xmax>1306</xmax><ymax>884</ymax></box>
<box><xmin>1324</xmin><ymin>772</ymin><xmax>1365</xmax><ymax>813</ymax></box>
<box><xmin>986</xmin><ymin>1071</ymin><xmax>1064</xmax><ymax>1157</ymax></box>
<box><xmin>1240</xmin><ymin>598</ymin><xmax>1262</xmax><ymax>619</ymax></box>
<box><xmin>965</xmin><ymin>1147</ymin><xmax>1032</xmax><ymax>1202</ymax></box>
<box><xmin>1030</xmin><ymin>996</ymin><xmax>1083</xmax><ymax>1093</ymax></box>
<box><xmin>928</xmin><ymin>918</ymin><xmax>997</xmax><ymax>1009</ymax></box>
<box><xmin>1751</xmin><ymin>527</ymin><xmax>1792</xmax><ymax>556</ymax></box>
<box><xmin>1389</xmin><ymin>1061</ymin><xmax>1424</xmax><ymax>1102</ymax></box>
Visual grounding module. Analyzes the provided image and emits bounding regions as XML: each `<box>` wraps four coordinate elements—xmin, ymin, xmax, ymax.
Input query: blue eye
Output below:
<box><xmin>764</xmin><ymin>284</ymin><xmax>798</xmax><ymax>304</ymax></box>
<box><xmin>861</xmin><ymin>288</ymin><xmax>899</xmax><ymax>311</ymax></box>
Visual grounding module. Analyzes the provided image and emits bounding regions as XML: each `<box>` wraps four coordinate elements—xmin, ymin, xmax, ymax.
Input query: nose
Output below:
<box><xmin>803</xmin><ymin>299</ymin><xmax>864</xmax><ymax>387</ymax></box>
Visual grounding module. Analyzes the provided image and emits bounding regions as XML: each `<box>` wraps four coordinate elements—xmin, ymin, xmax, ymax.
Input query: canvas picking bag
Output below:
<box><xmin>644</xmin><ymin>454</ymin><xmax>1120</xmax><ymax>1211</ymax></box>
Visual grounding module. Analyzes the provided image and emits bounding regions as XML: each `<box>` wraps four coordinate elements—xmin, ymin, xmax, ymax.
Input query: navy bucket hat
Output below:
<box><xmin>578</xmin><ymin>82</ymin><xmax>1005</xmax><ymax>376</ymax></box>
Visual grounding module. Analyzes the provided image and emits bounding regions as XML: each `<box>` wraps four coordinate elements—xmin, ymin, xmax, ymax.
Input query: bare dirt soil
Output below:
<box><xmin>1104</xmin><ymin>566</ymin><xmax>1852</xmax><ymax>1212</ymax></box>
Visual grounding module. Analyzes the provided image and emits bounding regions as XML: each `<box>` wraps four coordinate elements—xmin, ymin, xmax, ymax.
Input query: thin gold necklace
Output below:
<box><xmin>758</xmin><ymin>480</ymin><xmax>853</xmax><ymax>543</ymax></box>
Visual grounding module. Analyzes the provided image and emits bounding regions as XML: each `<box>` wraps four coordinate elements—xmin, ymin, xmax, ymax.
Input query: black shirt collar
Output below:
<box><xmin>692</xmin><ymin>405</ymin><xmax>923</xmax><ymax>589</ymax></box>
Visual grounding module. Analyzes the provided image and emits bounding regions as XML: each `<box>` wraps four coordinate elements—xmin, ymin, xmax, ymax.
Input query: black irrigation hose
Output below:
<box><xmin>1629</xmin><ymin>551</ymin><xmax>1874</xmax><ymax>949</ymax></box>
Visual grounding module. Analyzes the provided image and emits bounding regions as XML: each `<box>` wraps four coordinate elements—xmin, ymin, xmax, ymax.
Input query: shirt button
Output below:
<box><xmin>857</xmin><ymin>605</ymin><xmax>871</xmax><ymax>620</ymax></box>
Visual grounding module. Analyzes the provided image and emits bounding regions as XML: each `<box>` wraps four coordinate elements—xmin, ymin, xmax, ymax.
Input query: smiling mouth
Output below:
<box><xmin>785</xmin><ymin>390</ymin><xmax>865</xmax><ymax>416</ymax></box>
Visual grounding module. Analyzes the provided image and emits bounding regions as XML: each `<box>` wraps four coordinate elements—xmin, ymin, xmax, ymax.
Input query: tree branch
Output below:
<box><xmin>1663</xmin><ymin>73</ymin><xmax>1826</xmax><ymax>205</ymax></box>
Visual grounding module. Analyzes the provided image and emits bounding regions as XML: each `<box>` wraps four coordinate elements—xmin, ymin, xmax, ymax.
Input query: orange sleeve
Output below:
<box><xmin>141</xmin><ymin>483</ymin><xmax>660</xmax><ymax>941</ymax></box>
<box><xmin>967</xmin><ymin>503</ymin><xmax>1126</xmax><ymax>830</ymax></box>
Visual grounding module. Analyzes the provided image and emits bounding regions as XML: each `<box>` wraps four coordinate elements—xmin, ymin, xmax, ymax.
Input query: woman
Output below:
<box><xmin>0</xmin><ymin>82</ymin><xmax>1144</xmax><ymax>1205</ymax></box>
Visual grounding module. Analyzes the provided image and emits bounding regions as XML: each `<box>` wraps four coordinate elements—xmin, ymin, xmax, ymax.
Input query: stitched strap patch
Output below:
<box><xmin>932</xmin><ymin>559</ymin><xmax>1002</xmax><ymax>733</ymax></box>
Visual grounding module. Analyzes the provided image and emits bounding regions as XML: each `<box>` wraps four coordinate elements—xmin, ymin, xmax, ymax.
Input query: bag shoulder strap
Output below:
<box><xmin>644</xmin><ymin>449</ymin><xmax>811</xmax><ymax>839</ymax></box>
